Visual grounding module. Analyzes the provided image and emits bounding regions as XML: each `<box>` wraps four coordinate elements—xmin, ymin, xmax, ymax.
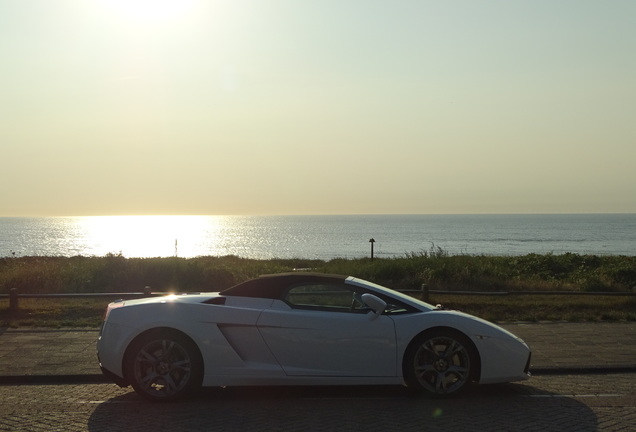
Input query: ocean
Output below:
<box><xmin>1</xmin><ymin>214</ymin><xmax>635</xmax><ymax>259</ymax></box>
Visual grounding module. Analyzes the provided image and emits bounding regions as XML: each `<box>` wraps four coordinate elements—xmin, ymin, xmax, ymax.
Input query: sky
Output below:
<box><xmin>1</xmin><ymin>0</ymin><xmax>635</xmax><ymax>217</ymax></box>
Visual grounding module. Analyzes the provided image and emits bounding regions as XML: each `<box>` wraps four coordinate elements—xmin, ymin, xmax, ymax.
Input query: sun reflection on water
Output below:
<box><xmin>75</xmin><ymin>215</ymin><xmax>227</xmax><ymax>258</ymax></box>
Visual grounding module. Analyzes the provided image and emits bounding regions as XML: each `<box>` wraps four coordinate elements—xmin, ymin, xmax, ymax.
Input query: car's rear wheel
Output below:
<box><xmin>124</xmin><ymin>329</ymin><xmax>203</xmax><ymax>402</ymax></box>
<box><xmin>404</xmin><ymin>329</ymin><xmax>476</xmax><ymax>397</ymax></box>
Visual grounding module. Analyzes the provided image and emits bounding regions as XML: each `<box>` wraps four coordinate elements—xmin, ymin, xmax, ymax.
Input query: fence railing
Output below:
<box><xmin>409</xmin><ymin>285</ymin><xmax>636</xmax><ymax>302</ymax></box>
<box><xmin>2</xmin><ymin>287</ymin><xmax>160</xmax><ymax>313</ymax></box>
<box><xmin>2</xmin><ymin>285</ymin><xmax>634</xmax><ymax>313</ymax></box>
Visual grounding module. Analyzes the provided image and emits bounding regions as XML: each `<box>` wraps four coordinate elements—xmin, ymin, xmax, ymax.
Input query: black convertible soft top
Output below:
<box><xmin>219</xmin><ymin>273</ymin><xmax>348</xmax><ymax>300</ymax></box>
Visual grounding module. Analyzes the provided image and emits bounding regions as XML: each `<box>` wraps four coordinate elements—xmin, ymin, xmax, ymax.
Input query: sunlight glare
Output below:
<box><xmin>99</xmin><ymin>0</ymin><xmax>199</xmax><ymax>24</ymax></box>
<box><xmin>78</xmin><ymin>216</ymin><xmax>226</xmax><ymax>258</ymax></box>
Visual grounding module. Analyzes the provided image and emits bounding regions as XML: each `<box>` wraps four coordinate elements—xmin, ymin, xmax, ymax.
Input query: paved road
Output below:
<box><xmin>0</xmin><ymin>322</ymin><xmax>635</xmax><ymax>431</ymax></box>
<box><xmin>1</xmin><ymin>373</ymin><xmax>635</xmax><ymax>431</ymax></box>
<box><xmin>1</xmin><ymin>322</ymin><xmax>635</xmax><ymax>380</ymax></box>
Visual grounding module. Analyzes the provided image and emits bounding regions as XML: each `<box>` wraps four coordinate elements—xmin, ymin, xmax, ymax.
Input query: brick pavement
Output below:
<box><xmin>0</xmin><ymin>322</ymin><xmax>634</xmax><ymax>381</ymax></box>
<box><xmin>505</xmin><ymin>322</ymin><xmax>636</xmax><ymax>371</ymax></box>
<box><xmin>1</xmin><ymin>375</ymin><xmax>635</xmax><ymax>432</ymax></box>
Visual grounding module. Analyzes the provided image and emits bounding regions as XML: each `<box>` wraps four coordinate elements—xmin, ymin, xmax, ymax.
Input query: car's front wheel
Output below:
<box><xmin>404</xmin><ymin>329</ymin><xmax>477</xmax><ymax>397</ymax></box>
<box><xmin>124</xmin><ymin>329</ymin><xmax>203</xmax><ymax>402</ymax></box>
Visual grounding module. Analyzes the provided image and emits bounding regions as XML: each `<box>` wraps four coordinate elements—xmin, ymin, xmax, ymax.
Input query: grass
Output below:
<box><xmin>1</xmin><ymin>252</ymin><xmax>635</xmax><ymax>327</ymax></box>
<box><xmin>0</xmin><ymin>297</ymin><xmax>113</xmax><ymax>328</ymax></box>
<box><xmin>428</xmin><ymin>294</ymin><xmax>636</xmax><ymax>323</ymax></box>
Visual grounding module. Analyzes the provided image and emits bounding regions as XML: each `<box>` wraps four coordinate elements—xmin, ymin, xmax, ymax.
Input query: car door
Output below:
<box><xmin>256</xmin><ymin>282</ymin><xmax>397</xmax><ymax>377</ymax></box>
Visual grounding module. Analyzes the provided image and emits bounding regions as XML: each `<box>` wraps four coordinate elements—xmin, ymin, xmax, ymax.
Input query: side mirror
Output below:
<box><xmin>361</xmin><ymin>293</ymin><xmax>387</xmax><ymax>321</ymax></box>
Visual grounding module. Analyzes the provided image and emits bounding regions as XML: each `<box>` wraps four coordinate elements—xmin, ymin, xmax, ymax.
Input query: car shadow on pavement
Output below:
<box><xmin>87</xmin><ymin>383</ymin><xmax>599</xmax><ymax>432</ymax></box>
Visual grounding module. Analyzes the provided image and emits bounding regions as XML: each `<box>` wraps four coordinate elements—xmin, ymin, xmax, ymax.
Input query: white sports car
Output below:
<box><xmin>97</xmin><ymin>273</ymin><xmax>531</xmax><ymax>401</ymax></box>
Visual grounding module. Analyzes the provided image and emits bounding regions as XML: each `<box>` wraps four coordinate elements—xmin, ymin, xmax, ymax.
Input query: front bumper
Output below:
<box><xmin>99</xmin><ymin>364</ymin><xmax>129</xmax><ymax>388</ymax></box>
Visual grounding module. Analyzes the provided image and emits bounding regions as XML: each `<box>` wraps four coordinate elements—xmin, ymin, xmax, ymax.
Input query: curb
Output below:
<box><xmin>0</xmin><ymin>374</ymin><xmax>108</xmax><ymax>385</ymax></box>
<box><xmin>1</xmin><ymin>367</ymin><xmax>636</xmax><ymax>385</ymax></box>
<box><xmin>530</xmin><ymin>366</ymin><xmax>636</xmax><ymax>376</ymax></box>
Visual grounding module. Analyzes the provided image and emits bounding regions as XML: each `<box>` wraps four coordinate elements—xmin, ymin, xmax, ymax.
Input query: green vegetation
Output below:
<box><xmin>1</xmin><ymin>252</ymin><xmax>635</xmax><ymax>327</ymax></box>
<box><xmin>0</xmin><ymin>297</ymin><xmax>112</xmax><ymax>328</ymax></box>
<box><xmin>430</xmin><ymin>295</ymin><xmax>635</xmax><ymax>323</ymax></box>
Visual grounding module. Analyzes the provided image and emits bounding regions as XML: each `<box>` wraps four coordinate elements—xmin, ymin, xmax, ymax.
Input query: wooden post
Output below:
<box><xmin>9</xmin><ymin>288</ymin><xmax>19</xmax><ymax>313</ymax></box>
<box><xmin>421</xmin><ymin>283</ymin><xmax>429</xmax><ymax>303</ymax></box>
<box><xmin>369</xmin><ymin>238</ymin><xmax>375</xmax><ymax>261</ymax></box>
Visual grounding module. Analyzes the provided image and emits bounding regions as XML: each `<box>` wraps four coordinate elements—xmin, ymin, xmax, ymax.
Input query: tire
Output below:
<box><xmin>403</xmin><ymin>329</ymin><xmax>477</xmax><ymax>397</ymax></box>
<box><xmin>124</xmin><ymin>329</ymin><xmax>203</xmax><ymax>402</ymax></box>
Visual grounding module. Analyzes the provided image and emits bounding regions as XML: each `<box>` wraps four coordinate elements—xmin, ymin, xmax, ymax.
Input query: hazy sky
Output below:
<box><xmin>2</xmin><ymin>0</ymin><xmax>635</xmax><ymax>216</ymax></box>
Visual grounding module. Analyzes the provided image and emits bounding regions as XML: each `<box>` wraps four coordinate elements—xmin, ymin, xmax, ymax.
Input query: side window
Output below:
<box><xmin>285</xmin><ymin>283</ymin><xmax>364</xmax><ymax>312</ymax></box>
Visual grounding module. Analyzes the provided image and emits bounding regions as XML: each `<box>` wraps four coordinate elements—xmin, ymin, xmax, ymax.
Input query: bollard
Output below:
<box><xmin>143</xmin><ymin>286</ymin><xmax>152</xmax><ymax>296</ymax></box>
<box><xmin>421</xmin><ymin>283</ymin><xmax>429</xmax><ymax>303</ymax></box>
<box><xmin>9</xmin><ymin>288</ymin><xmax>19</xmax><ymax>313</ymax></box>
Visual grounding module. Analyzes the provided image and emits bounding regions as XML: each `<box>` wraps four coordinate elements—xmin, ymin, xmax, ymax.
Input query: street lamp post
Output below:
<box><xmin>369</xmin><ymin>238</ymin><xmax>375</xmax><ymax>261</ymax></box>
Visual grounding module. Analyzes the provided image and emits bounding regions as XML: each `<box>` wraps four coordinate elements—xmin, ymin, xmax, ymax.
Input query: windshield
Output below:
<box><xmin>346</xmin><ymin>277</ymin><xmax>435</xmax><ymax>312</ymax></box>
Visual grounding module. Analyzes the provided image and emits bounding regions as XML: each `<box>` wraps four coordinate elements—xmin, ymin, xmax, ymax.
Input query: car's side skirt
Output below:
<box><xmin>202</xmin><ymin>375</ymin><xmax>404</xmax><ymax>387</ymax></box>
